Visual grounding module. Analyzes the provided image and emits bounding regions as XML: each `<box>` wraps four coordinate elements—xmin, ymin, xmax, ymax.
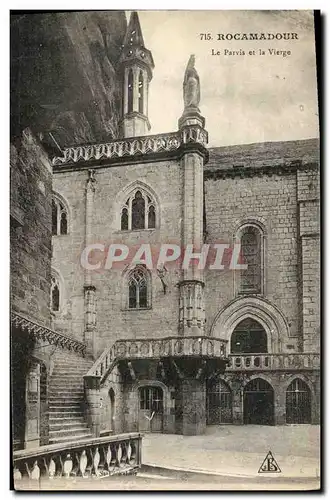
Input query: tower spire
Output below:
<box><xmin>119</xmin><ymin>11</ymin><xmax>154</xmax><ymax>138</ymax></box>
<box><xmin>122</xmin><ymin>11</ymin><xmax>145</xmax><ymax>48</ymax></box>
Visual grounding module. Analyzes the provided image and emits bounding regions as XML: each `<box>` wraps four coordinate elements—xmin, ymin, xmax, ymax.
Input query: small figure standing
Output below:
<box><xmin>183</xmin><ymin>54</ymin><xmax>201</xmax><ymax>111</ymax></box>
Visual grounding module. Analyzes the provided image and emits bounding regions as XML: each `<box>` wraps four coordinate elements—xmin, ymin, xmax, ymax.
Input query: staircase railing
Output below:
<box><xmin>86</xmin><ymin>336</ymin><xmax>228</xmax><ymax>384</ymax></box>
<box><xmin>13</xmin><ymin>432</ymin><xmax>142</xmax><ymax>483</ymax></box>
<box><xmin>11</xmin><ymin>312</ymin><xmax>87</xmax><ymax>355</ymax></box>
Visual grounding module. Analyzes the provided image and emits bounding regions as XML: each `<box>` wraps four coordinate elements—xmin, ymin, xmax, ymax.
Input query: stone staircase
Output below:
<box><xmin>48</xmin><ymin>351</ymin><xmax>94</xmax><ymax>444</ymax></box>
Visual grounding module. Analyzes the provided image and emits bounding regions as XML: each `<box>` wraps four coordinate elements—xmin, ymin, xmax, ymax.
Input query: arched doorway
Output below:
<box><xmin>109</xmin><ymin>388</ymin><xmax>115</xmax><ymax>431</ymax></box>
<box><xmin>286</xmin><ymin>379</ymin><xmax>311</xmax><ymax>424</ymax></box>
<box><xmin>231</xmin><ymin>318</ymin><xmax>268</xmax><ymax>353</ymax></box>
<box><xmin>207</xmin><ymin>378</ymin><xmax>232</xmax><ymax>425</ymax></box>
<box><xmin>138</xmin><ymin>386</ymin><xmax>164</xmax><ymax>433</ymax></box>
<box><xmin>244</xmin><ymin>378</ymin><xmax>274</xmax><ymax>425</ymax></box>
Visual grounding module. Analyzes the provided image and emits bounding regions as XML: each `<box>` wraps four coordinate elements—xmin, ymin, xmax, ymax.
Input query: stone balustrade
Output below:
<box><xmin>11</xmin><ymin>312</ymin><xmax>86</xmax><ymax>355</ymax></box>
<box><xmin>227</xmin><ymin>352</ymin><xmax>320</xmax><ymax>371</ymax></box>
<box><xmin>52</xmin><ymin>126</ymin><xmax>208</xmax><ymax>166</ymax></box>
<box><xmin>87</xmin><ymin>336</ymin><xmax>228</xmax><ymax>382</ymax></box>
<box><xmin>13</xmin><ymin>433</ymin><xmax>142</xmax><ymax>482</ymax></box>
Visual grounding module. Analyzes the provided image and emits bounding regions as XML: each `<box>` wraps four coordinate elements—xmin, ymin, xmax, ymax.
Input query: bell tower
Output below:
<box><xmin>119</xmin><ymin>11</ymin><xmax>154</xmax><ymax>138</ymax></box>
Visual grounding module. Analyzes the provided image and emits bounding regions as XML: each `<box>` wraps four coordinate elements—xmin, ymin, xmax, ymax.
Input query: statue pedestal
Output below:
<box><xmin>178</xmin><ymin>108</ymin><xmax>205</xmax><ymax>130</ymax></box>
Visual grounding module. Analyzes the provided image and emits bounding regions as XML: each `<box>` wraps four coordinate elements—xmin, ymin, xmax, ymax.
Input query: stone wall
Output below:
<box><xmin>11</xmin><ymin>129</ymin><xmax>53</xmax><ymax>327</ymax></box>
<box><xmin>204</xmin><ymin>172</ymin><xmax>300</xmax><ymax>350</ymax></box>
<box><xmin>52</xmin><ymin>158</ymin><xmax>183</xmax><ymax>355</ymax></box>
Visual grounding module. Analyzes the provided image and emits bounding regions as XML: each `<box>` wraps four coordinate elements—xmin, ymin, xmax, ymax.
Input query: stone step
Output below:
<box><xmin>49</xmin><ymin>415</ymin><xmax>85</xmax><ymax>423</ymax></box>
<box><xmin>49</xmin><ymin>385</ymin><xmax>84</xmax><ymax>392</ymax></box>
<box><xmin>49</xmin><ymin>400</ymin><xmax>84</xmax><ymax>407</ymax></box>
<box><xmin>49</xmin><ymin>401</ymin><xmax>82</xmax><ymax>407</ymax></box>
<box><xmin>49</xmin><ymin>410</ymin><xmax>83</xmax><ymax>418</ymax></box>
<box><xmin>49</xmin><ymin>393</ymin><xmax>84</xmax><ymax>400</ymax></box>
<box><xmin>49</xmin><ymin>428</ymin><xmax>92</xmax><ymax>439</ymax></box>
<box><xmin>50</xmin><ymin>378</ymin><xmax>84</xmax><ymax>385</ymax></box>
<box><xmin>50</xmin><ymin>421</ymin><xmax>89</xmax><ymax>431</ymax></box>
<box><xmin>49</xmin><ymin>390</ymin><xmax>84</xmax><ymax>396</ymax></box>
<box><xmin>50</xmin><ymin>379</ymin><xmax>83</xmax><ymax>385</ymax></box>
<box><xmin>49</xmin><ymin>433</ymin><xmax>93</xmax><ymax>444</ymax></box>
<box><xmin>53</xmin><ymin>367</ymin><xmax>88</xmax><ymax>374</ymax></box>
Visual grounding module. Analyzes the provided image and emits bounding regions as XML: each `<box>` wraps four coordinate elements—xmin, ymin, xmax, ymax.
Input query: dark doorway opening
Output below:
<box><xmin>286</xmin><ymin>379</ymin><xmax>311</xmax><ymax>424</ymax></box>
<box><xmin>207</xmin><ymin>378</ymin><xmax>233</xmax><ymax>424</ymax></box>
<box><xmin>244</xmin><ymin>378</ymin><xmax>274</xmax><ymax>425</ymax></box>
<box><xmin>139</xmin><ymin>386</ymin><xmax>164</xmax><ymax>433</ymax></box>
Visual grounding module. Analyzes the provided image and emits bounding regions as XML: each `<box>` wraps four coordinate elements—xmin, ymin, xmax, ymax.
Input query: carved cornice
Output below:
<box><xmin>204</xmin><ymin>161</ymin><xmax>319</xmax><ymax>181</ymax></box>
<box><xmin>52</xmin><ymin>126</ymin><xmax>209</xmax><ymax>169</ymax></box>
<box><xmin>11</xmin><ymin>312</ymin><xmax>86</xmax><ymax>355</ymax></box>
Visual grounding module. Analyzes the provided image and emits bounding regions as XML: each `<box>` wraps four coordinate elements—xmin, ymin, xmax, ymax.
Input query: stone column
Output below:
<box><xmin>84</xmin><ymin>170</ymin><xmax>97</xmax><ymax>358</ymax></box>
<box><xmin>275</xmin><ymin>375</ymin><xmax>286</xmax><ymax>425</ymax></box>
<box><xmin>178</xmin><ymin>108</ymin><xmax>208</xmax><ymax>337</ymax></box>
<box><xmin>179</xmin><ymin>379</ymin><xmax>206</xmax><ymax>435</ymax></box>
<box><xmin>84</xmin><ymin>375</ymin><xmax>101</xmax><ymax>437</ymax></box>
<box><xmin>231</xmin><ymin>377</ymin><xmax>244</xmax><ymax>425</ymax></box>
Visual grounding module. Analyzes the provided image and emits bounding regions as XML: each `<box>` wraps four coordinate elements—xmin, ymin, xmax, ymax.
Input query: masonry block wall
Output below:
<box><xmin>204</xmin><ymin>172</ymin><xmax>300</xmax><ymax>351</ymax></box>
<box><xmin>11</xmin><ymin>129</ymin><xmax>53</xmax><ymax>327</ymax></box>
<box><xmin>52</xmin><ymin>158</ymin><xmax>183</xmax><ymax>355</ymax></box>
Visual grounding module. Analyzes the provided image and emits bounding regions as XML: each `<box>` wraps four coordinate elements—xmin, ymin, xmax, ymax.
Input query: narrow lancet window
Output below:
<box><xmin>128</xmin><ymin>69</ymin><xmax>134</xmax><ymax>113</ymax></box>
<box><xmin>138</xmin><ymin>71</ymin><xmax>144</xmax><ymax>114</ymax></box>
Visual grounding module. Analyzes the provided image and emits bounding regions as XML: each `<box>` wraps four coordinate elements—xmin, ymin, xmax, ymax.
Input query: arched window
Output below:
<box><xmin>132</xmin><ymin>191</ymin><xmax>145</xmax><ymax>229</ymax></box>
<box><xmin>127</xmin><ymin>266</ymin><xmax>150</xmax><ymax>309</ymax></box>
<box><xmin>50</xmin><ymin>275</ymin><xmax>60</xmax><ymax>312</ymax></box>
<box><xmin>237</xmin><ymin>224</ymin><xmax>264</xmax><ymax>295</ymax></box>
<box><xmin>138</xmin><ymin>70</ymin><xmax>144</xmax><ymax>114</ymax></box>
<box><xmin>127</xmin><ymin>69</ymin><xmax>133</xmax><ymax>113</ymax></box>
<box><xmin>231</xmin><ymin>318</ymin><xmax>268</xmax><ymax>354</ymax></box>
<box><xmin>52</xmin><ymin>196</ymin><xmax>68</xmax><ymax>236</ymax></box>
<box><xmin>121</xmin><ymin>188</ymin><xmax>157</xmax><ymax>231</ymax></box>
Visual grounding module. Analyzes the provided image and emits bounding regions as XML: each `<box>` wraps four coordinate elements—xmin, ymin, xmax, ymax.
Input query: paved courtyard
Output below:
<box><xmin>15</xmin><ymin>425</ymin><xmax>320</xmax><ymax>491</ymax></box>
<box><xmin>142</xmin><ymin>425</ymin><xmax>320</xmax><ymax>481</ymax></box>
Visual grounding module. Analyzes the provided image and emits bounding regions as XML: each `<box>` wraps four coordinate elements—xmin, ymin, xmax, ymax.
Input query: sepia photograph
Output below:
<box><xmin>10</xmin><ymin>9</ymin><xmax>320</xmax><ymax>491</ymax></box>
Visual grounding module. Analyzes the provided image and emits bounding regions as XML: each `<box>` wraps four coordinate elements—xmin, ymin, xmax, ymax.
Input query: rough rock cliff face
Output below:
<box><xmin>11</xmin><ymin>11</ymin><xmax>127</xmax><ymax>148</ymax></box>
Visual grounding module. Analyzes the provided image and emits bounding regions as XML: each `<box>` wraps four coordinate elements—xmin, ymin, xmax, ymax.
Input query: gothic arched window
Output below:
<box><xmin>52</xmin><ymin>196</ymin><xmax>68</xmax><ymax>236</ymax></box>
<box><xmin>127</xmin><ymin>266</ymin><xmax>150</xmax><ymax>309</ymax></box>
<box><xmin>138</xmin><ymin>70</ymin><xmax>144</xmax><ymax>114</ymax></box>
<box><xmin>237</xmin><ymin>224</ymin><xmax>264</xmax><ymax>295</ymax></box>
<box><xmin>51</xmin><ymin>275</ymin><xmax>60</xmax><ymax>312</ymax></box>
<box><xmin>231</xmin><ymin>318</ymin><xmax>268</xmax><ymax>354</ymax></box>
<box><xmin>120</xmin><ymin>189</ymin><xmax>157</xmax><ymax>231</ymax></box>
<box><xmin>127</xmin><ymin>69</ymin><xmax>133</xmax><ymax>113</ymax></box>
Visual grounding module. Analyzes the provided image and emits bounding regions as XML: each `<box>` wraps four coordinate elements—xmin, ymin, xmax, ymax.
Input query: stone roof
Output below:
<box><xmin>206</xmin><ymin>138</ymin><xmax>320</xmax><ymax>171</ymax></box>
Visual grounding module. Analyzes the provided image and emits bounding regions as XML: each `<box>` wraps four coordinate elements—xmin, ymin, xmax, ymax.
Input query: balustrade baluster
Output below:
<box><xmin>79</xmin><ymin>449</ymin><xmax>88</xmax><ymax>477</ymax></box>
<box><xmin>92</xmin><ymin>446</ymin><xmax>100</xmax><ymax>477</ymax></box>
<box><xmin>129</xmin><ymin>440</ymin><xmax>137</xmax><ymax>466</ymax></box>
<box><xmin>63</xmin><ymin>453</ymin><xmax>73</xmax><ymax>477</ymax></box>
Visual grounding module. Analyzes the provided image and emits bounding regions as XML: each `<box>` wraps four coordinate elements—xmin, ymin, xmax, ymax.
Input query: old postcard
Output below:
<box><xmin>10</xmin><ymin>9</ymin><xmax>320</xmax><ymax>491</ymax></box>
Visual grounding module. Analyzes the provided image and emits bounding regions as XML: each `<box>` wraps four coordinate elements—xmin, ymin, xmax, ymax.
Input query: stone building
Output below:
<box><xmin>11</xmin><ymin>11</ymin><xmax>320</xmax><ymax>448</ymax></box>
